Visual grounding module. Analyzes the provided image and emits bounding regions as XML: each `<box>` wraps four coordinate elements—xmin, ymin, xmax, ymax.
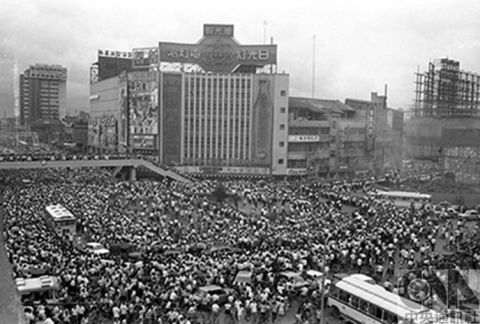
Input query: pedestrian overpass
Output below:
<box><xmin>0</xmin><ymin>159</ymin><xmax>191</xmax><ymax>183</ymax></box>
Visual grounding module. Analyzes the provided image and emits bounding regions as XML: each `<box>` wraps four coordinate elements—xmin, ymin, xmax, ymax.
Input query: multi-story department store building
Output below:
<box><xmin>89</xmin><ymin>24</ymin><xmax>402</xmax><ymax>177</ymax></box>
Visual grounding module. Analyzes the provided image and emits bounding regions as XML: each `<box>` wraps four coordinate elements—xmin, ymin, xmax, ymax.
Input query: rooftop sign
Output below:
<box><xmin>159</xmin><ymin>24</ymin><xmax>277</xmax><ymax>73</ymax></box>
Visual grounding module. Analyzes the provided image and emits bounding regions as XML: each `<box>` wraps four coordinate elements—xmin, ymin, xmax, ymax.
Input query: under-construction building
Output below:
<box><xmin>414</xmin><ymin>58</ymin><xmax>480</xmax><ymax>117</ymax></box>
<box><xmin>407</xmin><ymin>58</ymin><xmax>480</xmax><ymax>184</ymax></box>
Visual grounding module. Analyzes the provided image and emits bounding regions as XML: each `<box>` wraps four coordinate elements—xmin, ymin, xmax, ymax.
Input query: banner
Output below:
<box><xmin>287</xmin><ymin>168</ymin><xmax>307</xmax><ymax>176</ymax></box>
<box><xmin>133</xmin><ymin>48</ymin><xmax>159</xmax><ymax>68</ymax></box>
<box><xmin>128</xmin><ymin>71</ymin><xmax>159</xmax><ymax>147</ymax></box>
<box><xmin>288</xmin><ymin>135</ymin><xmax>320</xmax><ymax>142</ymax></box>
<box><xmin>132</xmin><ymin>134</ymin><xmax>156</xmax><ymax>150</ymax></box>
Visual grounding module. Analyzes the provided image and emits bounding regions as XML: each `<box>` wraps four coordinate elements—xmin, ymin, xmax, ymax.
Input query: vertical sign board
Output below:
<box><xmin>251</xmin><ymin>79</ymin><xmax>273</xmax><ymax>166</ymax></box>
<box><xmin>365</xmin><ymin>104</ymin><xmax>376</xmax><ymax>151</ymax></box>
<box><xmin>118</xmin><ymin>74</ymin><xmax>128</xmax><ymax>147</ymax></box>
<box><xmin>162</xmin><ymin>73</ymin><xmax>182</xmax><ymax>164</ymax></box>
<box><xmin>128</xmin><ymin>71</ymin><xmax>159</xmax><ymax>152</ymax></box>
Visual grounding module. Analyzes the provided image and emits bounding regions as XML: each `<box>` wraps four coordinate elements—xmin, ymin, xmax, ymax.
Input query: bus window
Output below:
<box><xmin>384</xmin><ymin>311</ymin><xmax>398</xmax><ymax>324</ymax></box>
<box><xmin>359</xmin><ymin>299</ymin><xmax>369</xmax><ymax>312</ymax></box>
<box><xmin>339</xmin><ymin>289</ymin><xmax>350</xmax><ymax>303</ymax></box>
<box><xmin>368</xmin><ymin>304</ymin><xmax>383</xmax><ymax>319</ymax></box>
<box><xmin>351</xmin><ymin>296</ymin><xmax>360</xmax><ymax>308</ymax></box>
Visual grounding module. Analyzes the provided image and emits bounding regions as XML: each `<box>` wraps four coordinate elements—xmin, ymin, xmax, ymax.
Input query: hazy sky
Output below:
<box><xmin>1</xmin><ymin>0</ymin><xmax>479</xmax><ymax>116</ymax></box>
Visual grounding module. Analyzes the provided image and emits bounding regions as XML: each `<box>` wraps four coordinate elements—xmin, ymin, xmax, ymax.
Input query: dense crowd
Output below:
<box><xmin>2</xmin><ymin>165</ymin><xmax>480</xmax><ymax>324</ymax></box>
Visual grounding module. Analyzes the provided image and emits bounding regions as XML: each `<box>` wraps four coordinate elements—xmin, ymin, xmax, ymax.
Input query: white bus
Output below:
<box><xmin>373</xmin><ymin>190</ymin><xmax>432</xmax><ymax>209</ymax></box>
<box><xmin>328</xmin><ymin>274</ymin><xmax>438</xmax><ymax>324</ymax></box>
<box><xmin>45</xmin><ymin>204</ymin><xmax>76</xmax><ymax>239</ymax></box>
<box><xmin>16</xmin><ymin>276</ymin><xmax>60</xmax><ymax>304</ymax></box>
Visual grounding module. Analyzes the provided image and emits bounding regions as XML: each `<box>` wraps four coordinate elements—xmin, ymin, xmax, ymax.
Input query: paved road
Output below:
<box><xmin>0</xmin><ymin>197</ymin><xmax>25</xmax><ymax>324</ymax></box>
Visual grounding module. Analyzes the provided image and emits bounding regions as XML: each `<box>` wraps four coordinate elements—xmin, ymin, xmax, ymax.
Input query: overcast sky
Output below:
<box><xmin>1</xmin><ymin>0</ymin><xmax>479</xmax><ymax>117</ymax></box>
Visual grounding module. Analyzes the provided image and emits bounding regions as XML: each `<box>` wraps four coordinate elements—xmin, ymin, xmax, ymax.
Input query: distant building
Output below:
<box><xmin>287</xmin><ymin>93</ymin><xmax>403</xmax><ymax>178</ymax></box>
<box><xmin>414</xmin><ymin>58</ymin><xmax>480</xmax><ymax>118</ymax></box>
<box><xmin>19</xmin><ymin>64</ymin><xmax>67</xmax><ymax>127</ymax></box>
<box><xmin>407</xmin><ymin>58</ymin><xmax>480</xmax><ymax>184</ymax></box>
<box><xmin>88</xmin><ymin>24</ymin><xmax>399</xmax><ymax>177</ymax></box>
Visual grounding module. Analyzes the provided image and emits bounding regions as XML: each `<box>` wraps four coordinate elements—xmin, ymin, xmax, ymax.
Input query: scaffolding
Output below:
<box><xmin>414</xmin><ymin>58</ymin><xmax>480</xmax><ymax>117</ymax></box>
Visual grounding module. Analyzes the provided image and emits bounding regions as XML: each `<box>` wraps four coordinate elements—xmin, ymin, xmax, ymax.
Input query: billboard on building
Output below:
<box><xmin>98</xmin><ymin>115</ymin><xmax>118</xmax><ymax>150</ymax></box>
<box><xmin>161</xmin><ymin>73</ymin><xmax>182</xmax><ymax>163</ymax></box>
<box><xmin>128</xmin><ymin>71</ymin><xmax>159</xmax><ymax>151</ymax></box>
<box><xmin>132</xmin><ymin>48</ymin><xmax>159</xmax><ymax>68</ymax></box>
<box><xmin>97</xmin><ymin>50</ymin><xmax>133</xmax><ymax>81</ymax></box>
<box><xmin>251</xmin><ymin>79</ymin><xmax>273</xmax><ymax>166</ymax></box>
<box><xmin>90</xmin><ymin>64</ymin><xmax>99</xmax><ymax>84</ymax></box>
<box><xmin>87</xmin><ymin>118</ymin><xmax>100</xmax><ymax>147</ymax></box>
<box><xmin>118</xmin><ymin>76</ymin><xmax>128</xmax><ymax>147</ymax></box>
<box><xmin>159</xmin><ymin>24</ymin><xmax>277</xmax><ymax>73</ymax></box>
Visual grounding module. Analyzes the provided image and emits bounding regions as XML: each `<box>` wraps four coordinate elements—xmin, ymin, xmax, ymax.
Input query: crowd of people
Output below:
<box><xmin>1</xmin><ymin>163</ymin><xmax>480</xmax><ymax>324</ymax></box>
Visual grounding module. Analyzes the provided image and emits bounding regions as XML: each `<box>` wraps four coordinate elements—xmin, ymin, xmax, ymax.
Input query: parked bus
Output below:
<box><xmin>45</xmin><ymin>204</ymin><xmax>76</xmax><ymax>239</ymax></box>
<box><xmin>16</xmin><ymin>276</ymin><xmax>60</xmax><ymax>305</ymax></box>
<box><xmin>328</xmin><ymin>274</ymin><xmax>437</xmax><ymax>324</ymax></box>
<box><xmin>372</xmin><ymin>190</ymin><xmax>432</xmax><ymax>209</ymax></box>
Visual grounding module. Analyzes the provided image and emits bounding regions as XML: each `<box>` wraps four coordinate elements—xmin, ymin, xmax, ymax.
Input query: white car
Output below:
<box><xmin>85</xmin><ymin>242</ymin><xmax>110</xmax><ymax>256</ymax></box>
<box><xmin>458</xmin><ymin>209</ymin><xmax>479</xmax><ymax>221</ymax></box>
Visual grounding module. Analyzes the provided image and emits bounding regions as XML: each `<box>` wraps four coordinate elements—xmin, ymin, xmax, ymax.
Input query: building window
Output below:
<box><xmin>278</xmin><ymin>159</ymin><xmax>284</xmax><ymax>164</ymax></box>
<box><xmin>280</xmin><ymin>90</ymin><xmax>287</xmax><ymax>96</ymax></box>
<box><xmin>279</xmin><ymin>141</ymin><xmax>285</xmax><ymax>147</ymax></box>
<box><xmin>280</xmin><ymin>107</ymin><xmax>286</xmax><ymax>113</ymax></box>
<box><xmin>280</xmin><ymin>124</ymin><xmax>285</xmax><ymax>130</ymax></box>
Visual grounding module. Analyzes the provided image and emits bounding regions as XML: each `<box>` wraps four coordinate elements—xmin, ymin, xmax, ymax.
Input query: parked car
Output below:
<box><xmin>458</xmin><ymin>210</ymin><xmax>479</xmax><ymax>221</ymax></box>
<box><xmin>192</xmin><ymin>285</ymin><xmax>234</xmax><ymax>307</ymax></box>
<box><xmin>85</xmin><ymin>242</ymin><xmax>110</xmax><ymax>256</ymax></box>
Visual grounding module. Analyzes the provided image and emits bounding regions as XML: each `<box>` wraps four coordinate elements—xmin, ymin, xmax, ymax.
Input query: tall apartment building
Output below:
<box><xmin>19</xmin><ymin>64</ymin><xmax>67</xmax><ymax>127</ymax></box>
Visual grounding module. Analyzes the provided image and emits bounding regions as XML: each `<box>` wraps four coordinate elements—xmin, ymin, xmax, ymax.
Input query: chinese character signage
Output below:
<box><xmin>132</xmin><ymin>134</ymin><xmax>156</xmax><ymax>150</ymax></box>
<box><xmin>159</xmin><ymin>24</ymin><xmax>277</xmax><ymax>73</ymax></box>
<box><xmin>98</xmin><ymin>49</ymin><xmax>132</xmax><ymax>58</ymax></box>
<box><xmin>90</xmin><ymin>64</ymin><xmax>99</xmax><ymax>84</ymax></box>
<box><xmin>287</xmin><ymin>168</ymin><xmax>307</xmax><ymax>176</ymax></box>
<box><xmin>288</xmin><ymin>135</ymin><xmax>320</xmax><ymax>142</ymax></box>
<box><xmin>366</xmin><ymin>104</ymin><xmax>376</xmax><ymax>151</ymax></box>
<box><xmin>203</xmin><ymin>24</ymin><xmax>234</xmax><ymax>37</ymax></box>
<box><xmin>132</xmin><ymin>48</ymin><xmax>159</xmax><ymax>68</ymax></box>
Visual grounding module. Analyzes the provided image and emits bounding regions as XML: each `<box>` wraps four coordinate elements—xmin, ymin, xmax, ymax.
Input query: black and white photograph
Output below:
<box><xmin>1</xmin><ymin>0</ymin><xmax>480</xmax><ymax>323</ymax></box>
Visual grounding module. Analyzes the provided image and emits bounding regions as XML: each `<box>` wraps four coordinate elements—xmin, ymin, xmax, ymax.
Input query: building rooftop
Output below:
<box><xmin>289</xmin><ymin>97</ymin><xmax>355</xmax><ymax>114</ymax></box>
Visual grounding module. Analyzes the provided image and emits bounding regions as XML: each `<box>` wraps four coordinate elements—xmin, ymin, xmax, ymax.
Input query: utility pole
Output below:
<box><xmin>312</xmin><ymin>35</ymin><xmax>316</xmax><ymax>98</ymax></box>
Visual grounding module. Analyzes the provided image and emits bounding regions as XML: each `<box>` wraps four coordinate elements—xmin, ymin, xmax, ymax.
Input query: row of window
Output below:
<box><xmin>330</xmin><ymin>287</ymin><xmax>399</xmax><ymax>324</ymax></box>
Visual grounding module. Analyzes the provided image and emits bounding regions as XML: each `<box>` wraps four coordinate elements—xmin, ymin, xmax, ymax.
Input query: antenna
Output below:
<box><xmin>312</xmin><ymin>35</ymin><xmax>316</xmax><ymax>98</ymax></box>
<box><xmin>263</xmin><ymin>20</ymin><xmax>267</xmax><ymax>44</ymax></box>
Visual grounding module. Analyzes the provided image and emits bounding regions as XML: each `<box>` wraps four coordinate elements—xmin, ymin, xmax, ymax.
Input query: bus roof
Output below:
<box><xmin>375</xmin><ymin>190</ymin><xmax>432</xmax><ymax>199</ymax></box>
<box><xmin>335</xmin><ymin>274</ymin><xmax>429</xmax><ymax>318</ymax></box>
<box><xmin>45</xmin><ymin>204</ymin><xmax>75</xmax><ymax>220</ymax></box>
<box><xmin>15</xmin><ymin>276</ymin><xmax>59</xmax><ymax>294</ymax></box>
